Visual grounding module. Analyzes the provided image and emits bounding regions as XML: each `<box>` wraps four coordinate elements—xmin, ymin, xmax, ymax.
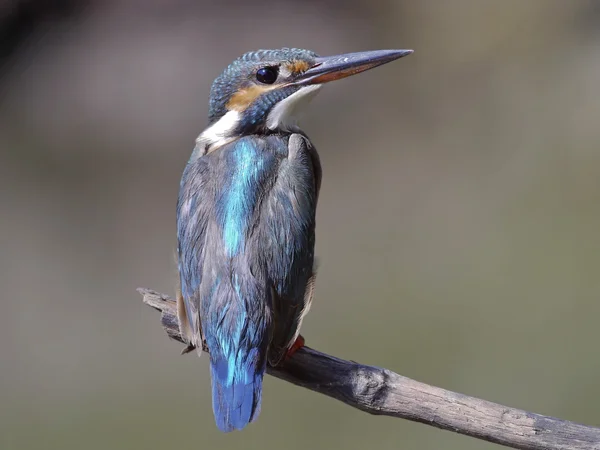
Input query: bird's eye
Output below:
<box><xmin>256</xmin><ymin>67</ymin><xmax>278</xmax><ymax>84</ymax></box>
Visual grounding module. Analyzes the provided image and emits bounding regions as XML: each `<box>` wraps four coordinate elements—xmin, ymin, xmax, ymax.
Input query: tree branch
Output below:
<box><xmin>139</xmin><ymin>288</ymin><xmax>600</xmax><ymax>449</ymax></box>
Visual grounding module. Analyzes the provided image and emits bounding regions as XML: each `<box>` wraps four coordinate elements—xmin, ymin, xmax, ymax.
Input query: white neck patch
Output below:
<box><xmin>266</xmin><ymin>84</ymin><xmax>322</xmax><ymax>131</ymax></box>
<box><xmin>196</xmin><ymin>110</ymin><xmax>240</xmax><ymax>152</ymax></box>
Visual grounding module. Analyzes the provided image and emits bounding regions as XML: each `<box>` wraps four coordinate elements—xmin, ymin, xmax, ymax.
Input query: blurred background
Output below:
<box><xmin>2</xmin><ymin>1</ymin><xmax>600</xmax><ymax>449</ymax></box>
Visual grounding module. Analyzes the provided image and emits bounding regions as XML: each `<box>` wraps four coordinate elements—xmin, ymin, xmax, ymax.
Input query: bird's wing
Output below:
<box><xmin>266</xmin><ymin>133</ymin><xmax>322</xmax><ymax>365</ymax></box>
<box><xmin>176</xmin><ymin>150</ymin><xmax>214</xmax><ymax>349</ymax></box>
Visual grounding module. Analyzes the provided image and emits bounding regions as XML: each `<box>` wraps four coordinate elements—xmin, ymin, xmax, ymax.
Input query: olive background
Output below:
<box><xmin>2</xmin><ymin>1</ymin><xmax>600</xmax><ymax>449</ymax></box>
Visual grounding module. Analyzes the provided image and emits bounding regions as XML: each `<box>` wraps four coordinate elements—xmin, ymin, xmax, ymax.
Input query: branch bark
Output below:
<box><xmin>139</xmin><ymin>288</ymin><xmax>600</xmax><ymax>449</ymax></box>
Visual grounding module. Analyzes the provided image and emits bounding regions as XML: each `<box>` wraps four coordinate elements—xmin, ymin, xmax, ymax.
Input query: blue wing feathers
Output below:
<box><xmin>176</xmin><ymin>134</ymin><xmax>319</xmax><ymax>431</ymax></box>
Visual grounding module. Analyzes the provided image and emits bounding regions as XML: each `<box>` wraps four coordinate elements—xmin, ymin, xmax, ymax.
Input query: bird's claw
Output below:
<box><xmin>285</xmin><ymin>335</ymin><xmax>305</xmax><ymax>360</ymax></box>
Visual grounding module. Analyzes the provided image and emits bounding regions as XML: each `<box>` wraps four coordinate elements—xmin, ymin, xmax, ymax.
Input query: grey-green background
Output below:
<box><xmin>2</xmin><ymin>1</ymin><xmax>600</xmax><ymax>449</ymax></box>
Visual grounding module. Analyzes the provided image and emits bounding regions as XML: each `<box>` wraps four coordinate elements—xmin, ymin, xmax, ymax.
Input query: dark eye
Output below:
<box><xmin>256</xmin><ymin>67</ymin><xmax>278</xmax><ymax>84</ymax></box>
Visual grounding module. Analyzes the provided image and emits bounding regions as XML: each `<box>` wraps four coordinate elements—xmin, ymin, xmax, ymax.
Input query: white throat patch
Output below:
<box><xmin>266</xmin><ymin>84</ymin><xmax>322</xmax><ymax>131</ymax></box>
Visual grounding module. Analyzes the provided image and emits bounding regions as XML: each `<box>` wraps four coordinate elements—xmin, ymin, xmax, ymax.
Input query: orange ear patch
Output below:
<box><xmin>226</xmin><ymin>84</ymin><xmax>276</xmax><ymax>112</ymax></box>
<box><xmin>287</xmin><ymin>60</ymin><xmax>310</xmax><ymax>74</ymax></box>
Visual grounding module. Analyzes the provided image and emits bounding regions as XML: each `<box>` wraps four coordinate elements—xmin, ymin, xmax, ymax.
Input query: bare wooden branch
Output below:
<box><xmin>139</xmin><ymin>288</ymin><xmax>600</xmax><ymax>450</ymax></box>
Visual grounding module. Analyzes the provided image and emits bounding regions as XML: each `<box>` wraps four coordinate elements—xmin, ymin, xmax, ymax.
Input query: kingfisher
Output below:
<box><xmin>176</xmin><ymin>47</ymin><xmax>412</xmax><ymax>432</ymax></box>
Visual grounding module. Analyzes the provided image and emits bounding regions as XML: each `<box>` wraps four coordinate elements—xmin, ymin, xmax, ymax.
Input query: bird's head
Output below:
<box><xmin>198</xmin><ymin>47</ymin><xmax>413</xmax><ymax>151</ymax></box>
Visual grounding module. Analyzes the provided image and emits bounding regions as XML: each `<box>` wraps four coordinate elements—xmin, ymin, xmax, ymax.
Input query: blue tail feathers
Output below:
<box><xmin>210</xmin><ymin>348</ymin><xmax>265</xmax><ymax>432</ymax></box>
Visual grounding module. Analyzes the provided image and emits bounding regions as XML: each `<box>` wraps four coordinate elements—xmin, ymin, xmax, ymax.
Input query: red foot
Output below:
<box><xmin>285</xmin><ymin>335</ymin><xmax>305</xmax><ymax>360</ymax></box>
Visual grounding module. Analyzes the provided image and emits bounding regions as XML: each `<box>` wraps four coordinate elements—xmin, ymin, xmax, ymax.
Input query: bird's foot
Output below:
<box><xmin>285</xmin><ymin>335</ymin><xmax>305</xmax><ymax>360</ymax></box>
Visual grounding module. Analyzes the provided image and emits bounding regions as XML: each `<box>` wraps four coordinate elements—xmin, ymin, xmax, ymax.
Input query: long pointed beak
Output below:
<box><xmin>297</xmin><ymin>49</ymin><xmax>413</xmax><ymax>85</ymax></box>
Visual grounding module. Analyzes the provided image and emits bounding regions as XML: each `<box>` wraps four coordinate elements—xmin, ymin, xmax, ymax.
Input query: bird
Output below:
<box><xmin>176</xmin><ymin>47</ymin><xmax>413</xmax><ymax>432</ymax></box>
